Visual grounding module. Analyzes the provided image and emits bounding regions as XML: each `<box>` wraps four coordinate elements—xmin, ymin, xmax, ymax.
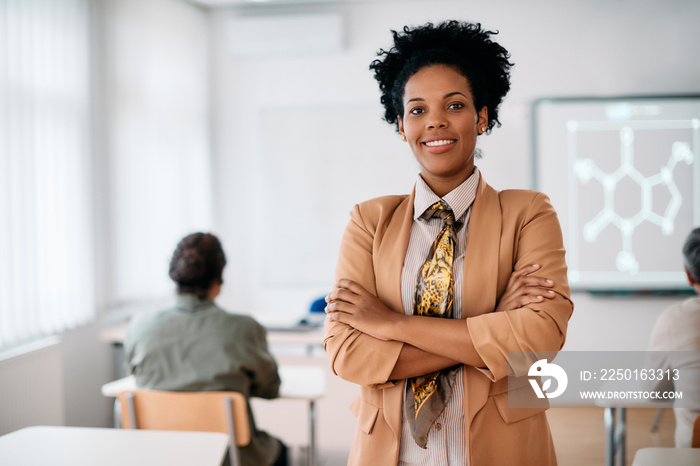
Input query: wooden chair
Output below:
<box><xmin>117</xmin><ymin>390</ymin><xmax>250</xmax><ymax>466</ymax></box>
<box><xmin>692</xmin><ymin>415</ymin><xmax>700</xmax><ymax>448</ymax></box>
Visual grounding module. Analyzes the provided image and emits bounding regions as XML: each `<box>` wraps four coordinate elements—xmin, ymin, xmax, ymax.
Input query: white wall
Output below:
<box><xmin>61</xmin><ymin>322</ymin><xmax>115</xmax><ymax>428</ymax></box>
<box><xmin>209</xmin><ymin>0</ymin><xmax>700</xmax><ymax>349</ymax></box>
<box><xmin>99</xmin><ymin>0</ymin><xmax>213</xmax><ymax>306</ymax></box>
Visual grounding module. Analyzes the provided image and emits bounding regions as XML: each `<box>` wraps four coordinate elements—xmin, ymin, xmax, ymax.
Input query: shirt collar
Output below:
<box><xmin>175</xmin><ymin>293</ymin><xmax>214</xmax><ymax>312</ymax></box>
<box><xmin>413</xmin><ymin>168</ymin><xmax>480</xmax><ymax>221</ymax></box>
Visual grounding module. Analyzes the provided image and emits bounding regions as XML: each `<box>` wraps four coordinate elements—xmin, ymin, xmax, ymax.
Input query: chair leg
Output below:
<box><xmin>113</xmin><ymin>399</ymin><xmax>122</xmax><ymax>429</ymax></box>
<box><xmin>126</xmin><ymin>392</ymin><xmax>138</xmax><ymax>429</ymax></box>
<box><xmin>228</xmin><ymin>447</ymin><xmax>239</xmax><ymax>466</ymax></box>
<box><xmin>225</xmin><ymin>396</ymin><xmax>240</xmax><ymax>466</ymax></box>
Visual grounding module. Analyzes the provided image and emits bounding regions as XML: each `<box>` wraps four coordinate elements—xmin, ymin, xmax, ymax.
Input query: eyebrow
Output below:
<box><xmin>406</xmin><ymin>91</ymin><xmax>468</xmax><ymax>104</ymax></box>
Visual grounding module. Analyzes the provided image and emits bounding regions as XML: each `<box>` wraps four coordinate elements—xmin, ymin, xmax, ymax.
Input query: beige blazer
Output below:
<box><xmin>324</xmin><ymin>176</ymin><xmax>574</xmax><ymax>466</ymax></box>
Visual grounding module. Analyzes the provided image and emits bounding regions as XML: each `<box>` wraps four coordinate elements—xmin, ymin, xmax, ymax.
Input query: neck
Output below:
<box><xmin>207</xmin><ymin>282</ymin><xmax>221</xmax><ymax>300</ymax></box>
<box><xmin>421</xmin><ymin>170</ymin><xmax>473</xmax><ymax>198</ymax></box>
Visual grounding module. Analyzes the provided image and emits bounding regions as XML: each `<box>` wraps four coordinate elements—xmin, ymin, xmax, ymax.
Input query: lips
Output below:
<box><xmin>424</xmin><ymin>139</ymin><xmax>457</xmax><ymax>147</ymax></box>
<box><xmin>421</xmin><ymin>138</ymin><xmax>457</xmax><ymax>154</ymax></box>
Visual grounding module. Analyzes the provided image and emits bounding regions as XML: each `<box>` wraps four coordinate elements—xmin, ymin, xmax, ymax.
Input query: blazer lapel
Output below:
<box><xmin>461</xmin><ymin>177</ymin><xmax>502</xmax><ymax>436</ymax></box>
<box><xmin>462</xmin><ymin>177</ymin><xmax>501</xmax><ymax>317</ymax></box>
<box><xmin>374</xmin><ymin>187</ymin><xmax>415</xmax><ymax>444</ymax></box>
<box><xmin>375</xmin><ymin>187</ymin><xmax>415</xmax><ymax>314</ymax></box>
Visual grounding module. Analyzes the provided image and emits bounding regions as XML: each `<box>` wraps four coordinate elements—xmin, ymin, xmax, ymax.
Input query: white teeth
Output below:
<box><xmin>424</xmin><ymin>139</ymin><xmax>455</xmax><ymax>147</ymax></box>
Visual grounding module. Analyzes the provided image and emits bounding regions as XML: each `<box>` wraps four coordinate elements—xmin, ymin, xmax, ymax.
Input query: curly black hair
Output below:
<box><xmin>370</xmin><ymin>20</ymin><xmax>513</xmax><ymax>133</ymax></box>
<box><xmin>169</xmin><ymin>232</ymin><xmax>227</xmax><ymax>299</ymax></box>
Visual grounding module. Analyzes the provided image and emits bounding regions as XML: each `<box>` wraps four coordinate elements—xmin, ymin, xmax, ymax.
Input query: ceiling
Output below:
<box><xmin>189</xmin><ymin>0</ymin><xmax>387</xmax><ymax>7</ymax></box>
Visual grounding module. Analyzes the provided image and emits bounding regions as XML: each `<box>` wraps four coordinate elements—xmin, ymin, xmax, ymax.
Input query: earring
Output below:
<box><xmin>480</xmin><ymin>127</ymin><xmax>487</xmax><ymax>134</ymax></box>
<box><xmin>401</xmin><ymin>134</ymin><xmax>407</xmax><ymax>141</ymax></box>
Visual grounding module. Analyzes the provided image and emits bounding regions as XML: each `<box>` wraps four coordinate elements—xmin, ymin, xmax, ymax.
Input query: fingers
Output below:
<box><xmin>507</xmin><ymin>264</ymin><xmax>542</xmax><ymax>286</ymax></box>
<box><xmin>517</xmin><ymin>276</ymin><xmax>554</xmax><ymax>289</ymax></box>
<box><xmin>511</xmin><ymin>263</ymin><xmax>542</xmax><ymax>278</ymax></box>
<box><xmin>513</xmin><ymin>281</ymin><xmax>557</xmax><ymax>299</ymax></box>
<box><xmin>496</xmin><ymin>289</ymin><xmax>555</xmax><ymax>313</ymax></box>
<box><xmin>497</xmin><ymin>265</ymin><xmax>558</xmax><ymax>312</ymax></box>
<box><xmin>325</xmin><ymin>278</ymin><xmax>371</xmax><ymax>311</ymax></box>
<box><xmin>324</xmin><ymin>298</ymin><xmax>362</xmax><ymax>327</ymax></box>
<box><xmin>333</xmin><ymin>279</ymin><xmax>368</xmax><ymax>295</ymax></box>
<box><xmin>324</xmin><ymin>299</ymin><xmax>353</xmax><ymax>315</ymax></box>
<box><xmin>325</xmin><ymin>306</ymin><xmax>351</xmax><ymax>324</ymax></box>
<box><xmin>508</xmin><ymin>264</ymin><xmax>554</xmax><ymax>289</ymax></box>
<box><xmin>514</xmin><ymin>288</ymin><xmax>556</xmax><ymax>302</ymax></box>
<box><xmin>325</xmin><ymin>287</ymin><xmax>359</xmax><ymax>306</ymax></box>
<box><xmin>511</xmin><ymin>294</ymin><xmax>545</xmax><ymax>307</ymax></box>
<box><xmin>324</xmin><ymin>281</ymin><xmax>367</xmax><ymax>315</ymax></box>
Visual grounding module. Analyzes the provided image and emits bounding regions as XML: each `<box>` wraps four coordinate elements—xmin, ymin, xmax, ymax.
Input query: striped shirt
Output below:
<box><xmin>398</xmin><ymin>169</ymin><xmax>480</xmax><ymax>466</ymax></box>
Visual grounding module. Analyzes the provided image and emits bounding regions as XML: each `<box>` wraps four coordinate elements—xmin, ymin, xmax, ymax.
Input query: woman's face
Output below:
<box><xmin>398</xmin><ymin>64</ymin><xmax>488</xmax><ymax>195</ymax></box>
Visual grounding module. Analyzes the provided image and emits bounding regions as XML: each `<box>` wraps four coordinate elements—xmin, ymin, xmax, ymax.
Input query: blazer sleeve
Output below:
<box><xmin>323</xmin><ymin>203</ymin><xmax>404</xmax><ymax>389</ymax></box>
<box><xmin>467</xmin><ymin>192</ymin><xmax>574</xmax><ymax>381</ymax></box>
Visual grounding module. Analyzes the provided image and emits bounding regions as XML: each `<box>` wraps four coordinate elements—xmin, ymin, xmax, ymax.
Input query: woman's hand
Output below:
<box><xmin>325</xmin><ymin>279</ymin><xmax>402</xmax><ymax>341</ymax></box>
<box><xmin>495</xmin><ymin>264</ymin><xmax>555</xmax><ymax>312</ymax></box>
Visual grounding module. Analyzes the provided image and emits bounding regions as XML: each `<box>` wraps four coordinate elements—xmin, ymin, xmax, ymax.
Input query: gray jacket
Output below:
<box><xmin>125</xmin><ymin>293</ymin><xmax>282</xmax><ymax>466</ymax></box>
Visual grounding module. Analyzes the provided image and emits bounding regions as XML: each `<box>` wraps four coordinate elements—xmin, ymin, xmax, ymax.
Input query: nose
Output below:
<box><xmin>426</xmin><ymin>110</ymin><xmax>448</xmax><ymax>129</ymax></box>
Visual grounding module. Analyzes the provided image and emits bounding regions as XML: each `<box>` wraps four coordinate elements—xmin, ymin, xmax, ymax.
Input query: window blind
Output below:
<box><xmin>0</xmin><ymin>0</ymin><xmax>94</xmax><ymax>349</ymax></box>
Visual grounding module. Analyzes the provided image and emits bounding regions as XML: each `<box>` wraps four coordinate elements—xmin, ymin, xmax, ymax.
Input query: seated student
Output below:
<box><xmin>648</xmin><ymin>227</ymin><xmax>700</xmax><ymax>447</ymax></box>
<box><xmin>125</xmin><ymin>232</ymin><xmax>288</xmax><ymax>466</ymax></box>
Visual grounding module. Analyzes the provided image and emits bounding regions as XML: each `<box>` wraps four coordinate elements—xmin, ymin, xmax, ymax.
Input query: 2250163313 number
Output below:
<box><xmin>598</xmin><ymin>368</ymin><xmax>680</xmax><ymax>381</ymax></box>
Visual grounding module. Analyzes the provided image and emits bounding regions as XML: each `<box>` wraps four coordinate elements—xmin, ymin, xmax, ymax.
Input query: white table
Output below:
<box><xmin>101</xmin><ymin>365</ymin><xmax>325</xmax><ymax>466</ymax></box>
<box><xmin>632</xmin><ymin>447</ymin><xmax>700</xmax><ymax>466</ymax></box>
<box><xmin>0</xmin><ymin>426</ymin><xmax>229</xmax><ymax>466</ymax></box>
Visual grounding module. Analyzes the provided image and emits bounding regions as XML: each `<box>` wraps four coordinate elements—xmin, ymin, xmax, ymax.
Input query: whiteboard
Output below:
<box><xmin>533</xmin><ymin>96</ymin><xmax>700</xmax><ymax>291</ymax></box>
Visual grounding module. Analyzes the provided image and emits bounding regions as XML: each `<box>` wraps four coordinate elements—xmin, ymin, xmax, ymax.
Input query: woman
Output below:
<box><xmin>324</xmin><ymin>21</ymin><xmax>573</xmax><ymax>465</ymax></box>
<box><xmin>125</xmin><ymin>232</ymin><xmax>287</xmax><ymax>466</ymax></box>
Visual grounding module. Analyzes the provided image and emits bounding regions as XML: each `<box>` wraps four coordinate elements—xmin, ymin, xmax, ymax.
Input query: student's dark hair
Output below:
<box><xmin>169</xmin><ymin>232</ymin><xmax>227</xmax><ymax>299</ymax></box>
<box><xmin>683</xmin><ymin>227</ymin><xmax>700</xmax><ymax>284</ymax></box>
<box><xmin>370</xmin><ymin>20</ymin><xmax>513</xmax><ymax>133</ymax></box>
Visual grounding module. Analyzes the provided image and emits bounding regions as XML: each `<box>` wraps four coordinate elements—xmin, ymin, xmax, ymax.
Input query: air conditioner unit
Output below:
<box><xmin>226</xmin><ymin>12</ymin><xmax>344</xmax><ymax>57</ymax></box>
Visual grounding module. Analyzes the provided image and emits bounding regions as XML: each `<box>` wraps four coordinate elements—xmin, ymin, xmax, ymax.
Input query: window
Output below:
<box><xmin>0</xmin><ymin>0</ymin><xmax>94</xmax><ymax>349</ymax></box>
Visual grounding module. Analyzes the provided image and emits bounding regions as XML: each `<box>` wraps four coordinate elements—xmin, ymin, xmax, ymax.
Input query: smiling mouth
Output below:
<box><xmin>423</xmin><ymin>139</ymin><xmax>456</xmax><ymax>147</ymax></box>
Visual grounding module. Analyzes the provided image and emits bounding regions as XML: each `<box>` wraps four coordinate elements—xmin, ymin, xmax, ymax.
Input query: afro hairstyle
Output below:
<box><xmin>369</xmin><ymin>20</ymin><xmax>513</xmax><ymax>133</ymax></box>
